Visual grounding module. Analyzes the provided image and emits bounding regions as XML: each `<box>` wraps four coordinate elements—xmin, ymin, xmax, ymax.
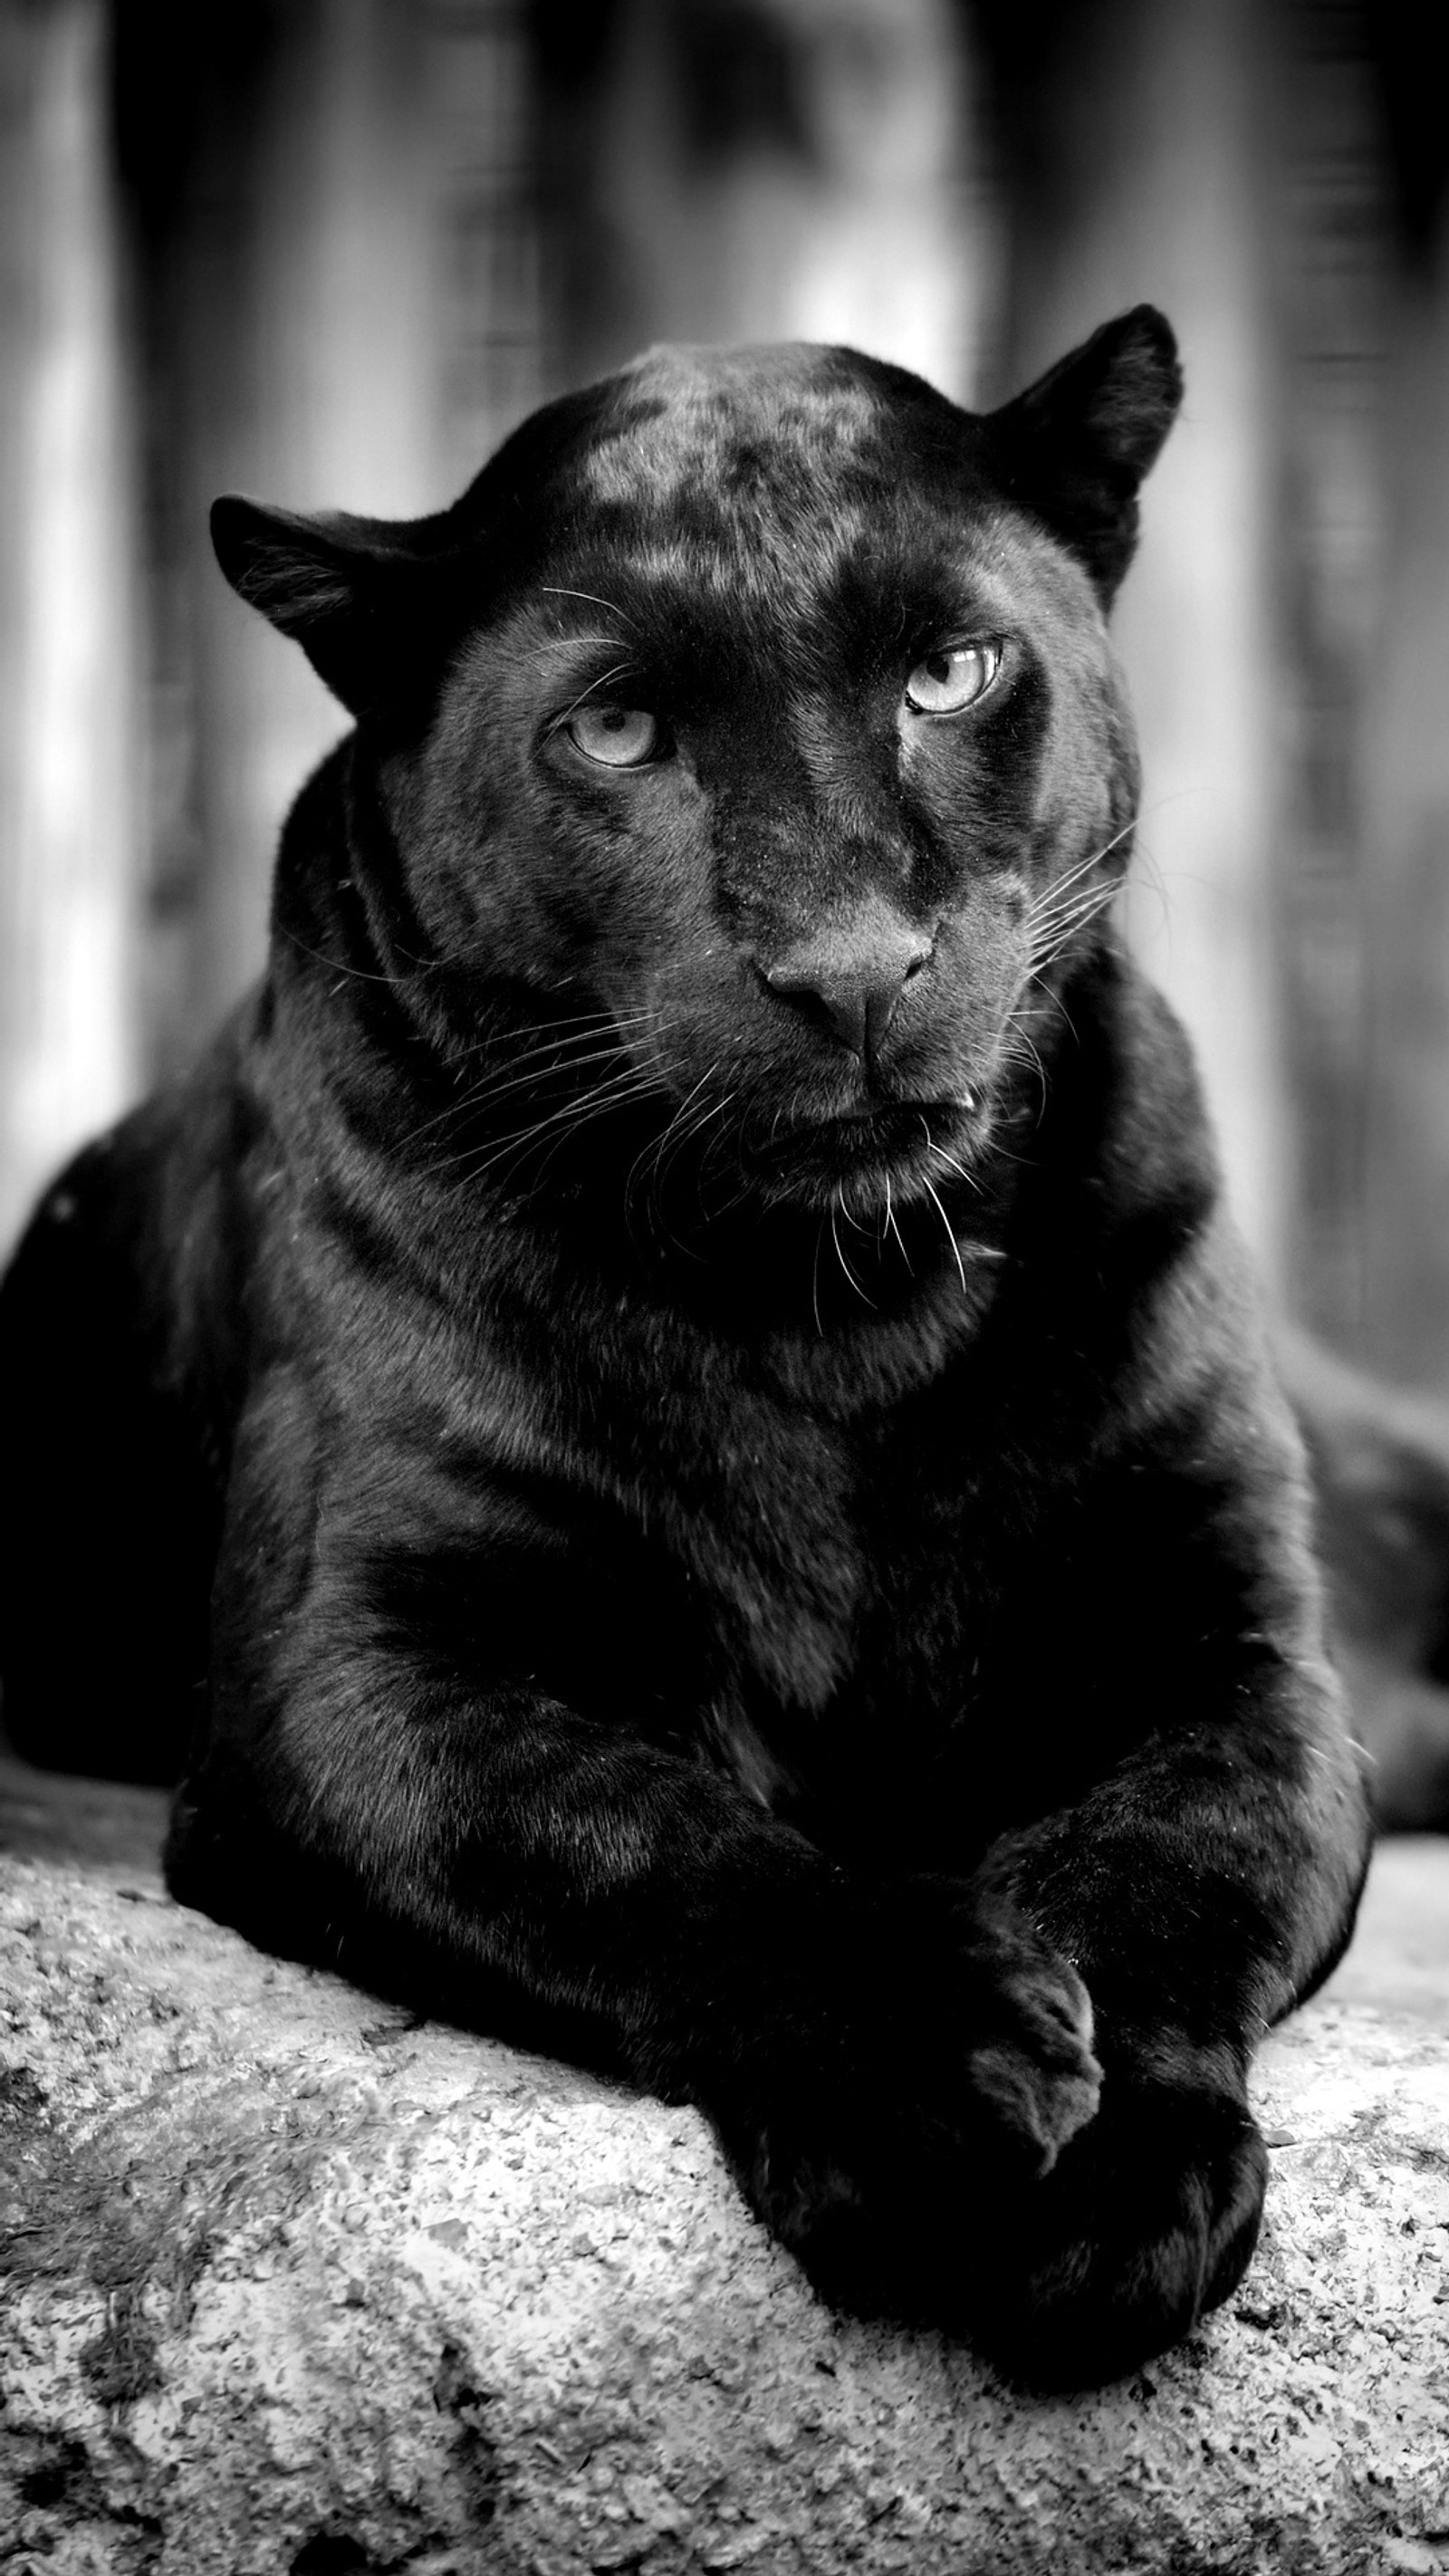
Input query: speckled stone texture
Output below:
<box><xmin>2</xmin><ymin>1759</ymin><xmax>1446</xmax><ymax>2576</ymax></box>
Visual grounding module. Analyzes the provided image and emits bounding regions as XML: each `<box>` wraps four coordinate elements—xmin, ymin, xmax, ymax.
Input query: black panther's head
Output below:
<box><xmin>214</xmin><ymin>309</ymin><xmax>1181</xmax><ymax>1220</ymax></box>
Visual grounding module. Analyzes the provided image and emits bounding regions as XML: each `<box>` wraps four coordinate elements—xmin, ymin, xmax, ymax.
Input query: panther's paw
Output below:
<box><xmin>705</xmin><ymin>1880</ymin><xmax>1103</xmax><ymax>2321</ymax></box>
<box><xmin>970</xmin><ymin>2078</ymin><xmax>1269</xmax><ymax>2389</ymax></box>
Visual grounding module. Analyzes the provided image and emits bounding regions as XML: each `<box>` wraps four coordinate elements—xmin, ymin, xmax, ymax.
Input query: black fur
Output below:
<box><xmin>0</xmin><ymin>308</ymin><xmax>1369</xmax><ymax>2388</ymax></box>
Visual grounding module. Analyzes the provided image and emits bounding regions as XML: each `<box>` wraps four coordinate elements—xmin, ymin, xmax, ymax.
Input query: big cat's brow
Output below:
<box><xmin>534</xmin><ymin>543</ymin><xmax>1011</xmax><ymax>651</ymax></box>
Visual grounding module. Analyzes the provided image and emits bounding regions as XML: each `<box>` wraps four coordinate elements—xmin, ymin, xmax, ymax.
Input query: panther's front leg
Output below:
<box><xmin>168</xmin><ymin>1576</ymin><xmax>1107</xmax><ymax>2264</ymax></box>
<box><xmin>962</xmin><ymin>1643</ymin><xmax>1371</xmax><ymax>2385</ymax></box>
<box><xmin>168</xmin><ymin>1401</ymin><xmax>1112</xmax><ymax>2350</ymax></box>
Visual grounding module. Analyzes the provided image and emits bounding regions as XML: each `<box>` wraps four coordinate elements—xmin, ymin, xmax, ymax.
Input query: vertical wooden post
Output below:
<box><xmin>158</xmin><ymin>0</ymin><xmax>449</xmax><ymax>1061</ymax></box>
<box><xmin>1266</xmin><ymin>20</ymin><xmax>1388</xmax><ymax>1365</ymax></box>
<box><xmin>533</xmin><ymin>0</ymin><xmax>986</xmax><ymax>400</ymax></box>
<box><xmin>0</xmin><ymin>0</ymin><xmax>142</xmax><ymax>1246</ymax></box>
<box><xmin>1109</xmin><ymin>0</ymin><xmax>1290</xmax><ymax>1300</ymax></box>
<box><xmin>1257</xmin><ymin>17</ymin><xmax>1449</xmax><ymax>1391</ymax></box>
<box><xmin>1358</xmin><ymin>255</ymin><xmax>1449</xmax><ymax>1385</ymax></box>
<box><xmin>135</xmin><ymin>0</ymin><xmax>543</xmax><ymax>1081</ymax></box>
<box><xmin>982</xmin><ymin>0</ymin><xmax>1291</xmax><ymax>1295</ymax></box>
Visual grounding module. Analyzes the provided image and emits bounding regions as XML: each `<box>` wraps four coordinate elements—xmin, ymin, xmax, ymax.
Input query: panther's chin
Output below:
<box><xmin>746</xmin><ymin>1096</ymin><xmax>988</xmax><ymax>1219</ymax></box>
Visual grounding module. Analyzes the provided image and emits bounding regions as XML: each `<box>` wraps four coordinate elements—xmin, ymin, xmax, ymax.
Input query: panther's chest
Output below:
<box><xmin>535</xmin><ymin>1297</ymin><xmax>1002</xmax><ymax>1742</ymax></box>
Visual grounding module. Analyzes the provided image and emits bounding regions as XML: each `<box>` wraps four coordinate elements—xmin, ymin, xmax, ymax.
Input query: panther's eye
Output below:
<box><xmin>565</xmin><ymin>705</ymin><xmax>659</xmax><ymax>767</ymax></box>
<box><xmin>903</xmin><ymin>641</ymin><xmax>1001</xmax><ymax>716</ymax></box>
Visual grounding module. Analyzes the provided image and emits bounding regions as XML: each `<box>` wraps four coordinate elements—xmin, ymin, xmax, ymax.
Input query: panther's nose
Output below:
<box><xmin>759</xmin><ymin>908</ymin><xmax>933</xmax><ymax>1059</ymax></box>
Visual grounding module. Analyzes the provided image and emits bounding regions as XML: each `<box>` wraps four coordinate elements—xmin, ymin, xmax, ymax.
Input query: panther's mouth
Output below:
<box><xmin>744</xmin><ymin>1092</ymin><xmax>986</xmax><ymax>1214</ymax></box>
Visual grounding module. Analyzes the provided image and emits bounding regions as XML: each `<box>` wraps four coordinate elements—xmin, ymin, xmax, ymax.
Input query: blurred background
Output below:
<box><xmin>0</xmin><ymin>0</ymin><xmax>1445</xmax><ymax>1390</ymax></box>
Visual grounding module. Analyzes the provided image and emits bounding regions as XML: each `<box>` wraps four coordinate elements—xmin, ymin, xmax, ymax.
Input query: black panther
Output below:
<box><xmin>0</xmin><ymin>308</ymin><xmax>1370</xmax><ymax>2387</ymax></box>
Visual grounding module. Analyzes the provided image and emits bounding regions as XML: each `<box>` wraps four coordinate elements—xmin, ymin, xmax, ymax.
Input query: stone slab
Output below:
<box><xmin>1</xmin><ymin>1762</ymin><xmax>1445</xmax><ymax>2576</ymax></box>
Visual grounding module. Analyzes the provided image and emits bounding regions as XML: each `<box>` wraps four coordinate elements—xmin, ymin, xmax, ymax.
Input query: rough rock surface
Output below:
<box><xmin>1</xmin><ymin>1759</ymin><xmax>1446</xmax><ymax>2576</ymax></box>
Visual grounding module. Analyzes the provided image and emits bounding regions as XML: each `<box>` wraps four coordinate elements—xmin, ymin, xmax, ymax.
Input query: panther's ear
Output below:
<box><xmin>210</xmin><ymin>496</ymin><xmax>441</xmax><ymax>715</ymax></box>
<box><xmin>984</xmin><ymin>306</ymin><xmax>1183</xmax><ymax>605</ymax></box>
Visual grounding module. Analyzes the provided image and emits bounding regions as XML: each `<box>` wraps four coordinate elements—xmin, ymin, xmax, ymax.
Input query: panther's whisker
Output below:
<box><xmin>539</xmin><ymin>585</ymin><xmax>642</xmax><ymax>630</ymax></box>
<box><xmin>830</xmin><ymin>1188</ymin><xmax>877</xmax><ymax>1307</ymax></box>
<box><xmin>282</xmin><ymin>928</ymin><xmax>406</xmax><ymax>988</ymax></box>
<box><xmin>1022</xmin><ymin>815</ymin><xmax>1137</xmax><ymax>927</ymax></box>
<box><xmin>414</xmin><ymin>1041</ymin><xmax>654</xmax><ymax>1168</ymax></box>
<box><xmin>629</xmin><ymin>1065</ymin><xmax>723</xmax><ymax>1211</ymax></box>
<box><xmin>510</xmin><ymin>1083</ymin><xmax>674</xmax><ymax>1193</ymax></box>
<box><xmin>1003</xmin><ymin>1014</ymin><xmax>1050</xmax><ymax>1121</ymax></box>
<box><xmin>441</xmin><ymin>1016</ymin><xmax>669</xmax><ymax>1100</ymax></box>
<box><xmin>386</xmin><ymin>1035</ymin><xmax>651</xmax><ymax>1158</ymax></box>
<box><xmin>928</xmin><ymin>1144</ymin><xmax>983</xmax><ymax>1196</ymax></box>
<box><xmin>419</xmin><ymin>1008</ymin><xmax>663</xmax><ymax>1110</ymax></box>
<box><xmin>882</xmin><ymin>1170</ymin><xmax>913</xmax><ymax>1274</ymax></box>
<box><xmin>426</xmin><ymin>1040</ymin><xmax>638</xmax><ymax>1132</ymax></box>
<box><xmin>449</xmin><ymin>1005</ymin><xmax>671</xmax><ymax>1089</ymax></box>
<box><xmin>1031</xmin><ymin>866</ymin><xmax>1122</xmax><ymax>924</ymax></box>
<box><xmin>1027</xmin><ymin>881</ymin><xmax>1120</xmax><ymax>948</ymax></box>
<box><xmin>530</xmin><ymin>635</ymin><xmax>633</xmax><ymax>654</ymax></box>
<box><xmin>462</xmin><ymin>1006</ymin><xmax>661</xmax><ymax>1053</ymax></box>
<box><xmin>1029</xmin><ymin>887</ymin><xmax>1120</xmax><ymax>969</ymax></box>
<box><xmin>436</xmin><ymin>1062</ymin><xmax>670</xmax><ymax>1194</ymax></box>
<box><xmin>525</xmin><ymin>1072</ymin><xmax>677</xmax><ymax>1190</ymax></box>
<box><xmin>466</xmin><ymin>1034</ymin><xmax>647</xmax><ymax>1106</ymax></box>
<box><xmin>1024</xmin><ymin>972</ymin><xmax>1081</xmax><ymax>1043</ymax></box>
<box><xmin>829</xmin><ymin>1195</ymin><xmax>847</xmax><ymax>1289</ymax></box>
<box><xmin>653</xmin><ymin>1099</ymin><xmax>737</xmax><ymax>1233</ymax></box>
<box><xmin>922</xmin><ymin>1177</ymin><xmax>967</xmax><ymax>1295</ymax></box>
<box><xmin>1028</xmin><ymin>836</ymin><xmax>1131</xmax><ymax>920</ymax></box>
